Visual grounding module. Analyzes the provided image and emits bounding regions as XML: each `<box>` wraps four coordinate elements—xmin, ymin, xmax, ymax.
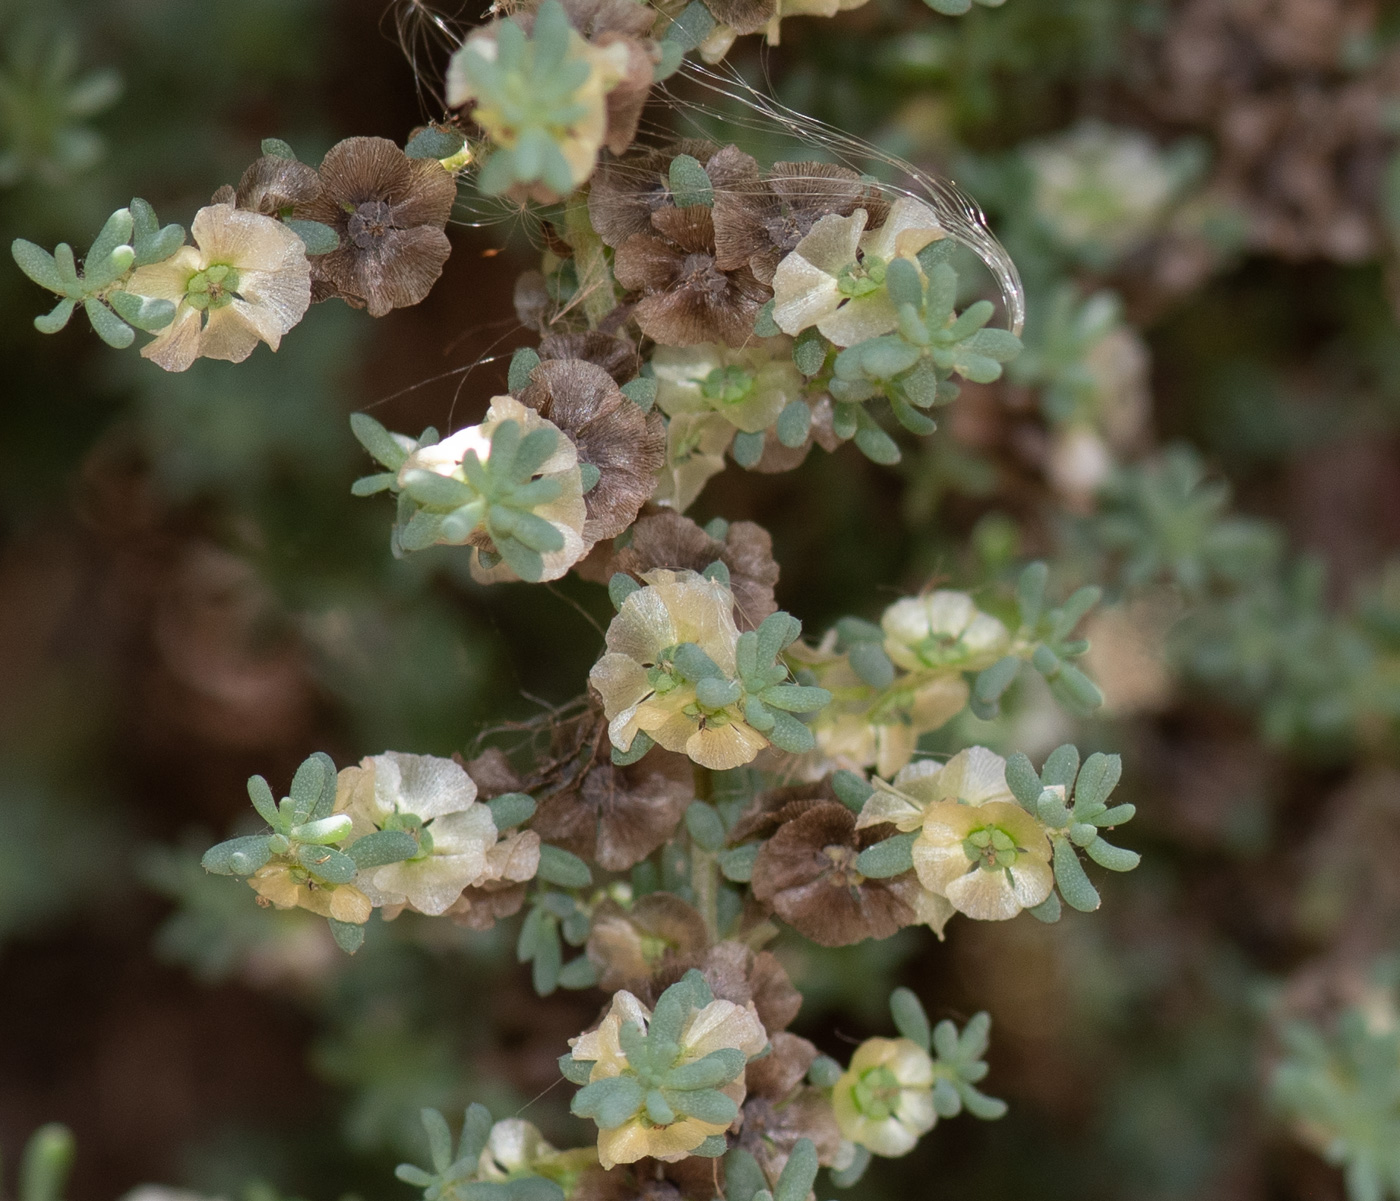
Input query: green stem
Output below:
<box><xmin>692</xmin><ymin>843</ymin><xmax>719</xmax><ymax>942</ymax></box>
<box><xmin>564</xmin><ymin>197</ymin><xmax>616</xmax><ymax>329</ymax></box>
<box><xmin>691</xmin><ymin>765</ymin><xmax>719</xmax><ymax>940</ymax></box>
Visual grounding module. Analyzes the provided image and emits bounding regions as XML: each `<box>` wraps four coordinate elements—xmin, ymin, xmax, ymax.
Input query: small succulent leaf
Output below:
<box><xmin>724</xmin><ymin>1148</ymin><xmax>768</xmax><ymax>1201</ymax></box>
<box><xmin>405</xmin><ymin>126</ymin><xmax>466</xmax><ymax>160</ymax></box>
<box><xmin>201</xmin><ymin>835</ymin><xmax>273</xmax><ymax>876</ymax></box>
<box><xmin>830</xmin><ymin>771</ymin><xmax>874</xmax><ymax>814</ymax></box>
<box><xmin>558</xmin><ymin>1053</ymin><xmax>593</xmax><ymax>1085</ymax></box>
<box><xmin>486</xmin><ymin>792</ymin><xmax>536</xmax><ymax>829</ymax></box>
<box><xmin>421</xmin><ymin>1107</ymin><xmax>454</xmax><ymax>1173</ymax></box>
<box><xmin>509</xmin><ymin>346</ymin><xmax>542</xmax><ymax>392</ymax></box>
<box><xmin>86</xmin><ymin>208</ymin><xmax>134</xmax><ymax>268</ymax></box>
<box><xmin>685</xmin><ymin>801</ymin><xmax>726</xmax><ymax>852</ymax></box>
<box><xmin>776</xmin><ymin>399</ymin><xmax>812</xmax><ymax>447</ymax></box>
<box><xmin>537</xmin><ymin>843</ymin><xmax>593</xmax><ymax>888</ymax></box>
<box><xmin>890</xmin><ymin>987</ymin><xmax>932</xmax><ymax>1052</ymax></box>
<box><xmin>12</xmin><ymin>239</ymin><xmax>65</xmax><ymax>293</ymax></box>
<box><xmin>1084</xmin><ymin>837</ymin><xmax>1140</xmax><ymax>872</ymax></box>
<box><xmin>666</xmin><ymin>1087</ymin><xmax>738</xmax><ymax>1126</ymax></box>
<box><xmin>765</xmin><ymin>709</ymin><xmax>815</xmax><ymax>754</ymax></box>
<box><xmin>246</xmin><ymin>774</ymin><xmax>280</xmax><ymax>825</ymax></box>
<box><xmin>611</xmin><ymin>730</ymin><xmax>654</xmax><ymax>765</ymax></box>
<box><xmin>856</xmin><ymin>832</ymin><xmax>917</xmax><ymax>878</ymax></box>
<box><xmin>793</xmin><ymin>328</ymin><xmax>827</xmax><ymax>377</ymax></box>
<box><xmin>402</xmin><ymin>469</ymin><xmax>475</xmax><ymax>510</ymax></box>
<box><xmin>665</xmin><ymin>1047</ymin><xmax>747</xmax><ymax>1090</ymax></box>
<box><xmin>774</xmin><ymin>1138</ymin><xmax>818</xmax><ymax>1201</ymax></box>
<box><xmin>932</xmin><ymin>1018</ymin><xmax>960</xmax><ymax>1062</ymax></box>
<box><xmin>668</xmin><ymin>154</ymin><xmax>713</xmax><ymax>207</ymax></box>
<box><xmin>83</xmin><ymin>299</ymin><xmax>134</xmax><ymax>348</ymax></box>
<box><xmin>34</xmin><ymin>297</ymin><xmax>77</xmax><ymax>333</ymax></box>
<box><xmin>284</xmin><ymin>219</ymin><xmax>340</xmax><ymax>255</ymax></box>
<box><xmin>663</xmin><ymin>0</ymin><xmax>717</xmax><ymax>51</ymax></box>
<box><xmin>108</xmin><ymin>290</ymin><xmax>175</xmax><ymax>330</ymax></box>
<box><xmin>956</xmin><ymin>1080</ymin><xmax>1009</xmax><ymax>1119</ymax></box>
<box><xmin>1052</xmin><ymin>838</ymin><xmax>1100</xmax><ymax>911</ymax></box>
<box><xmin>289</xmin><ymin>814</ymin><xmax>353</xmax><ymax>845</ymax></box>
<box><xmin>296</xmin><ymin>844</ymin><xmax>357</xmax><ymax>884</ymax></box>
<box><xmin>572</xmin><ymin>1075</ymin><xmax>645</xmax><ymax>1129</ymax></box>
<box><xmin>350</xmin><ymin>412</ymin><xmax>410</xmax><ymax>470</ymax></box>
<box><xmin>609</xmin><ymin>572</ymin><xmax>642</xmax><ymax>610</ymax></box>
<box><xmin>532</xmin><ymin>919</ymin><xmax>563</xmax><ymax>995</ymax></box>
<box><xmin>854</xmin><ymin>410</ymin><xmax>901</xmax><ymax>465</ymax></box>
<box><xmin>352</xmin><ymin>472</ymin><xmax>395</xmax><ymax>496</ymax></box>
<box><xmin>760</xmin><ymin>684</ymin><xmax>830</xmax><ymax>713</ymax></box>
<box><xmin>1016</xmin><ymin>561</ymin><xmax>1048</xmax><ymax>627</ymax></box>
<box><xmin>1040</xmin><ymin>744</ymin><xmax>1080</xmax><ymax>791</ymax></box>
<box><xmin>932</xmin><ymin>1076</ymin><xmax>963</xmax><ymax>1117</ymax></box>
<box><xmin>718</xmin><ymin>843</ymin><xmax>759</xmax><ymax>883</ymax></box>
<box><xmin>829</xmin><ymin>1144</ymin><xmax>872</xmax><ymax>1188</ymax></box>
<box><xmin>620</xmin><ymin>376</ymin><xmax>657</xmax><ymax>411</ymax></box>
<box><xmin>558</xmin><ymin>955</ymin><xmax>598</xmax><ymax>989</ymax></box>
<box><xmin>1003</xmin><ymin>752</ymin><xmax>1042</xmax><ymax>812</ymax></box>
<box><xmin>347</xmin><ymin>829</ymin><xmax>421</xmax><ymax>868</ymax></box>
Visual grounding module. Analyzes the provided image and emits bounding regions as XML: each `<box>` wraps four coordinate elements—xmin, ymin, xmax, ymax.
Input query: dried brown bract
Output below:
<box><xmin>737</xmin><ymin>1027</ymin><xmax>842</xmax><ymax>1182</ymax></box>
<box><xmin>216</xmin><ymin>155</ymin><xmax>323</xmax><ymax>218</ymax></box>
<box><xmin>296</xmin><ymin>136</ymin><xmax>457</xmax><ymax>316</ymax></box>
<box><xmin>750</xmin><ymin>802</ymin><xmax>919</xmax><ymax>946</ymax></box>
<box><xmin>643</xmin><ymin>940</ymin><xmax>803</xmax><ymax>1036</ymax></box>
<box><xmin>577</xmin><ymin>511</ymin><xmax>779</xmax><ymax>632</ymax></box>
<box><xmin>714</xmin><ymin>161</ymin><xmax>889</xmax><ymax>284</ymax></box>
<box><xmin>707</xmin><ymin>0</ymin><xmax>778</xmax><ymax>35</ymax></box>
<box><xmin>614</xmin><ymin>203</ymin><xmax>772</xmax><ymax>347</ymax></box>
<box><xmin>539</xmin><ymin>329</ymin><xmax>641</xmax><ymax>383</ymax></box>
<box><xmin>588</xmin><ymin>141</ymin><xmax>722</xmax><ymax>248</ymax></box>
<box><xmin>529</xmin><ymin>704</ymin><xmax>694</xmax><ymax>871</ymax></box>
<box><xmin>573</xmin><ymin>1159</ymin><xmax>714</xmax><ymax>1201</ymax></box>
<box><xmin>728</xmin><ymin>778</ymin><xmax>838</xmax><ymax>843</ymax></box>
<box><xmin>518</xmin><ymin>358</ymin><xmax>666</xmax><ymax>543</ymax></box>
<box><xmin>739</xmin><ymin>1086</ymin><xmax>842</xmax><ymax>1185</ymax></box>
<box><xmin>445</xmin><ymin>881</ymin><xmax>528</xmax><ymax>931</ymax></box>
<box><xmin>586</xmin><ymin>892</ymin><xmax>711</xmax><ymax>990</ymax></box>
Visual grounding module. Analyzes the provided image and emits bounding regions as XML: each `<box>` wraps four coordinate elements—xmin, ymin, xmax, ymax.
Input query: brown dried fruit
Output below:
<box><xmin>296</xmin><ymin>136</ymin><xmax>456</xmax><ymax>316</ymax></box>
<box><xmin>518</xmin><ymin>358</ymin><xmax>666</xmax><ymax>544</ymax></box>
<box><xmin>750</xmin><ymin>802</ymin><xmax>918</xmax><ymax>946</ymax></box>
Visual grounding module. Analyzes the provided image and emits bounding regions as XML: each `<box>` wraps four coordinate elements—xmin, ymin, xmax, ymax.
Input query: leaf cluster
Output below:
<box><xmin>0</xmin><ymin>21</ymin><xmax>120</xmax><ymax>188</ymax></box>
<box><xmin>201</xmin><ymin>752</ymin><xmax>419</xmax><ymax>950</ymax></box>
<box><xmin>1095</xmin><ymin>445</ymin><xmax>1282</xmax><ymax>595</ymax></box>
<box><xmin>352</xmin><ymin>412</ymin><xmax>571</xmax><ymax>582</ymax></box>
<box><xmin>11</xmin><ymin>200</ymin><xmax>182</xmax><ymax>346</ymax></box>
<box><xmin>826</xmin><ymin>251</ymin><xmax>1021</xmax><ymax>461</ymax></box>
<box><xmin>517</xmin><ymin>869</ymin><xmax>599</xmax><ymax>997</ymax></box>
<box><xmin>1273</xmin><ymin>1009</ymin><xmax>1400</xmax><ymax>1201</ymax></box>
<box><xmin>972</xmin><ymin>560</ymin><xmax>1104</xmax><ymax>719</ymax></box>
<box><xmin>397</xmin><ymin>1106</ymin><xmax>564</xmax><ymax>1201</ymax></box>
<box><xmin>565</xmin><ymin>970</ymin><xmax>751</xmax><ymax>1155</ymax></box>
<box><xmin>889</xmin><ymin>989</ymin><xmax>1007</xmax><ymax>1121</ymax></box>
<box><xmin>725</xmin><ymin>1138</ymin><xmax>821</xmax><ymax>1201</ymax></box>
<box><xmin>451</xmin><ymin>1</ymin><xmax>596</xmax><ymax>198</ymax></box>
<box><xmin>1004</xmin><ymin>743</ymin><xmax>1139</xmax><ymax>919</ymax></box>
